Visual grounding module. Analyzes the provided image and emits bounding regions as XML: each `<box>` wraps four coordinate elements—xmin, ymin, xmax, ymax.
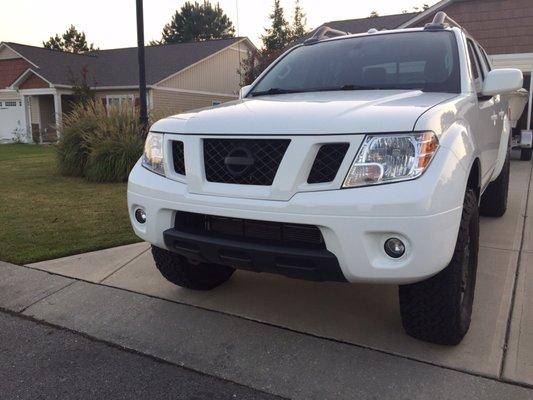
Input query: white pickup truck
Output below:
<box><xmin>128</xmin><ymin>12</ymin><xmax>525</xmax><ymax>345</ymax></box>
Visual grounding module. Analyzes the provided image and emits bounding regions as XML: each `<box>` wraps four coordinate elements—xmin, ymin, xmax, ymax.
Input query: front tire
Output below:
<box><xmin>399</xmin><ymin>189</ymin><xmax>479</xmax><ymax>345</ymax></box>
<box><xmin>152</xmin><ymin>246</ymin><xmax>235</xmax><ymax>290</ymax></box>
<box><xmin>480</xmin><ymin>145</ymin><xmax>510</xmax><ymax>217</ymax></box>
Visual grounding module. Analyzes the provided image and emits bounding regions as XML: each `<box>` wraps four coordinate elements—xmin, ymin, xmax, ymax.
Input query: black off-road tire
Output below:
<box><xmin>399</xmin><ymin>189</ymin><xmax>479</xmax><ymax>345</ymax></box>
<box><xmin>521</xmin><ymin>147</ymin><xmax>532</xmax><ymax>161</ymax></box>
<box><xmin>480</xmin><ymin>145</ymin><xmax>510</xmax><ymax>217</ymax></box>
<box><xmin>152</xmin><ymin>246</ymin><xmax>235</xmax><ymax>290</ymax></box>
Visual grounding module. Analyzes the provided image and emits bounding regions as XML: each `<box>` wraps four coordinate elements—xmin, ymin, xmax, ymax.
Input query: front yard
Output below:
<box><xmin>0</xmin><ymin>144</ymin><xmax>140</xmax><ymax>265</ymax></box>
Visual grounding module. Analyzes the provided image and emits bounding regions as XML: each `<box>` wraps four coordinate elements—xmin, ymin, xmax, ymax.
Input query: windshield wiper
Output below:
<box><xmin>250</xmin><ymin>85</ymin><xmax>422</xmax><ymax>97</ymax></box>
<box><xmin>250</xmin><ymin>88</ymin><xmax>300</xmax><ymax>97</ymax></box>
<box><xmin>339</xmin><ymin>84</ymin><xmax>379</xmax><ymax>90</ymax></box>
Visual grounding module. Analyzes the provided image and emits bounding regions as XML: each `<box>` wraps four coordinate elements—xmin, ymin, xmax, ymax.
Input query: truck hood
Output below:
<box><xmin>152</xmin><ymin>90</ymin><xmax>457</xmax><ymax>135</ymax></box>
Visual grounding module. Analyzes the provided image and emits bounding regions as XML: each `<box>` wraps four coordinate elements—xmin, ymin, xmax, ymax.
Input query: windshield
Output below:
<box><xmin>250</xmin><ymin>31</ymin><xmax>460</xmax><ymax>96</ymax></box>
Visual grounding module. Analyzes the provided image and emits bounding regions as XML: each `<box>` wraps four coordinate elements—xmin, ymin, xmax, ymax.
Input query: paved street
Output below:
<box><xmin>1</xmin><ymin>156</ymin><xmax>532</xmax><ymax>399</ymax></box>
<box><xmin>0</xmin><ymin>311</ymin><xmax>278</xmax><ymax>400</ymax></box>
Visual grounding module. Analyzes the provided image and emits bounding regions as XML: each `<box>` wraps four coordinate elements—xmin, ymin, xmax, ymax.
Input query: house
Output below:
<box><xmin>399</xmin><ymin>0</ymin><xmax>533</xmax><ymax>136</ymax></box>
<box><xmin>0</xmin><ymin>37</ymin><xmax>255</xmax><ymax>143</ymax></box>
<box><xmin>294</xmin><ymin>12</ymin><xmax>420</xmax><ymax>44</ymax></box>
<box><xmin>308</xmin><ymin>0</ymin><xmax>533</xmax><ymax>137</ymax></box>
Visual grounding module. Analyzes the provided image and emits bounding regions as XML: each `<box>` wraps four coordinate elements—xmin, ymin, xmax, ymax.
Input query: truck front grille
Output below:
<box><xmin>171</xmin><ymin>141</ymin><xmax>185</xmax><ymax>175</ymax></box>
<box><xmin>175</xmin><ymin>211</ymin><xmax>325</xmax><ymax>249</ymax></box>
<box><xmin>307</xmin><ymin>143</ymin><xmax>350</xmax><ymax>184</ymax></box>
<box><xmin>203</xmin><ymin>139</ymin><xmax>290</xmax><ymax>185</ymax></box>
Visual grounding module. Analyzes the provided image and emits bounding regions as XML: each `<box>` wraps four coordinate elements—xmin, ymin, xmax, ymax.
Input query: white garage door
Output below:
<box><xmin>0</xmin><ymin>99</ymin><xmax>25</xmax><ymax>142</ymax></box>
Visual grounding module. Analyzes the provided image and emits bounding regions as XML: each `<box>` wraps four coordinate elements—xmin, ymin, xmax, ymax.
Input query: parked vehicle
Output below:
<box><xmin>509</xmin><ymin>89</ymin><xmax>532</xmax><ymax>160</ymax></box>
<box><xmin>128</xmin><ymin>12</ymin><xmax>524</xmax><ymax>345</ymax></box>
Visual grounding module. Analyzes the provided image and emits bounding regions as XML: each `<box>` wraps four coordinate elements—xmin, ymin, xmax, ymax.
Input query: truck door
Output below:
<box><xmin>476</xmin><ymin>43</ymin><xmax>506</xmax><ymax>164</ymax></box>
<box><xmin>467</xmin><ymin>39</ymin><xmax>499</xmax><ymax>188</ymax></box>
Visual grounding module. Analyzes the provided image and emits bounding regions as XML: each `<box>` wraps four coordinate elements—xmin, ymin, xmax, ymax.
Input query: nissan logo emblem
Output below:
<box><xmin>224</xmin><ymin>147</ymin><xmax>254</xmax><ymax>177</ymax></box>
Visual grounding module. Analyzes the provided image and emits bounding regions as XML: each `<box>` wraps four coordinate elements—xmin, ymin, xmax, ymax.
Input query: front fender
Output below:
<box><xmin>491</xmin><ymin>113</ymin><xmax>511</xmax><ymax>182</ymax></box>
<box><xmin>438</xmin><ymin>120</ymin><xmax>480</xmax><ymax>183</ymax></box>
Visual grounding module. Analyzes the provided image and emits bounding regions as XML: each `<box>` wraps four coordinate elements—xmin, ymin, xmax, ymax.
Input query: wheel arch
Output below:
<box><xmin>467</xmin><ymin>158</ymin><xmax>482</xmax><ymax>200</ymax></box>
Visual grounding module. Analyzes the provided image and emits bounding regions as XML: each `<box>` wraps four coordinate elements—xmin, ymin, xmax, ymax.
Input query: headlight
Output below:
<box><xmin>142</xmin><ymin>132</ymin><xmax>165</xmax><ymax>176</ymax></box>
<box><xmin>343</xmin><ymin>132</ymin><xmax>439</xmax><ymax>188</ymax></box>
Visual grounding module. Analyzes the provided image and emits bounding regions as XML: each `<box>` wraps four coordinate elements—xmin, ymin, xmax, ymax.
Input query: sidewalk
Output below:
<box><xmin>2</xmin><ymin>158</ymin><xmax>532</xmax><ymax>399</ymax></box>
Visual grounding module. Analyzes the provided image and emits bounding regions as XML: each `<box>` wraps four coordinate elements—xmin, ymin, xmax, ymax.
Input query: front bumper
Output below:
<box><xmin>163</xmin><ymin>228</ymin><xmax>346</xmax><ymax>282</ymax></box>
<box><xmin>128</xmin><ymin>142</ymin><xmax>467</xmax><ymax>284</ymax></box>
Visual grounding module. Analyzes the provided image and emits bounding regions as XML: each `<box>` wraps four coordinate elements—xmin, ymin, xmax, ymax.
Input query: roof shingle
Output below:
<box><xmin>4</xmin><ymin>37</ymin><xmax>244</xmax><ymax>87</ymax></box>
<box><xmin>293</xmin><ymin>12</ymin><xmax>420</xmax><ymax>45</ymax></box>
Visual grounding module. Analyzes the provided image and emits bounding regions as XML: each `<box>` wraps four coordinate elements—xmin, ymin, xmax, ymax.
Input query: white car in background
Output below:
<box><xmin>128</xmin><ymin>12</ymin><xmax>525</xmax><ymax>345</ymax></box>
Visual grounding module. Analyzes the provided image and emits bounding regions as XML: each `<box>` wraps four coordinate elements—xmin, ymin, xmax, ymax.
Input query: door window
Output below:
<box><xmin>467</xmin><ymin>40</ymin><xmax>484</xmax><ymax>92</ymax></box>
<box><xmin>474</xmin><ymin>43</ymin><xmax>492</xmax><ymax>78</ymax></box>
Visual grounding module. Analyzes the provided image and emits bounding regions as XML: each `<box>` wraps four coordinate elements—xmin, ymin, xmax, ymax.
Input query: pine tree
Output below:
<box><xmin>157</xmin><ymin>1</ymin><xmax>235</xmax><ymax>44</ymax></box>
<box><xmin>43</xmin><ymin>25</ymin><xmax>97</xmax><ymax>53</ymax></box>
<box><xmin>261</xmin><ymin>0</ymin><xmax>291</xmax><ymax>51</ymax></box>
<box><xmin>240</xmin><ymin>0</ymin><xmax>308</xmax><ymax>86</ymax></box>
<box><xmin>290</xmin><ymin>0</ymin><xmax>308</xmax><ymax>40</ymax></box>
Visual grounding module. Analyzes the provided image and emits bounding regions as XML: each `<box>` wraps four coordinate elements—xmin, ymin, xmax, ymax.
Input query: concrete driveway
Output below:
<box><xmin>2</xmin><ymin>157</ymin><xmax>532</xmax><ymax>399</ymax></box>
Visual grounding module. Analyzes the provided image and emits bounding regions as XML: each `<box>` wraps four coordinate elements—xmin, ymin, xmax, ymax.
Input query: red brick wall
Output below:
<box><xmin>413</xmin><ymin>0</ymin><xmax>533</xmax><ymax>54</ymax></box>
<box><xmin>0</xmin><ymin>58</ymin><xmax>30</xmax><ymax>88</ymax></box>
<box><xmin>19</xmin><ymin>73</ymin><xmax>49</xmax><ymax>89</ymax></box>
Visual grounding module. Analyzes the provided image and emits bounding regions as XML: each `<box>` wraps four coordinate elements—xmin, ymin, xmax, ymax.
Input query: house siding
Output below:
<box><xmin>413</xmin><ymin>0</ymin><xmax>533</xmax><ymax>54</ymax></box>
<box><xmin>0</xmin><ymin>46</ymin><xmax>21</xmax><ymax>60</ymax></box>
<box><xmin>0</xmin><ymin>58</ymin><xmax>30</xmax><ymax>88</ymax></box>
<box><xmin>0</xmin><ymin>91</ymin><xmax>21</xmax><ymax>101</ymax></box>
<box><xmin>19</xmin><ymin>73</ymin><xmax>49</xmax><ymax>89</ymax></box>
<box><xmin>151</xmin><ymin>88</ymin><xmax>236</xmax><ymax>118</ymax></box>
<box><xmin>156</xmin><ymin>40</ymin><xmax>253</xmax><ymax>95</ymax></box>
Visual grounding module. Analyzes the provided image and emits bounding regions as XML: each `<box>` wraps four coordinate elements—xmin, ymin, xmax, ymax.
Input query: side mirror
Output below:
<box><xmin>239</xmin><ymin>85</ymin><xmax>252</xmax><ymax>99</ymax></box>
<box><xmin>482</xmin><ymin>69</ymin><xmax>523</xmax><ymax>97</ymax></box>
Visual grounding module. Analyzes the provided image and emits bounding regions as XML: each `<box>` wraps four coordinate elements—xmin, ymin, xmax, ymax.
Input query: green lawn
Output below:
<box><xmin>0</xmin><ymin>144</ymin><xmax>140</xmax><ymax>265</ymax></box>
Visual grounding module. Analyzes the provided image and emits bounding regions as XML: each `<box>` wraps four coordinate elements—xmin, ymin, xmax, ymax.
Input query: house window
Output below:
<box><xmin>106</xmin><ymin>95</ymin><xmax>134</xmax><ymax>109</ymax></box>
<box><xmin>212</xmin><ymin>100</ymin><xmax>222</xmax><ymax>106</ymax></box>
<box><xmin>5</xmin><ymin>101</ymin><xmax>17</xmax><ymax>107</ymax></box>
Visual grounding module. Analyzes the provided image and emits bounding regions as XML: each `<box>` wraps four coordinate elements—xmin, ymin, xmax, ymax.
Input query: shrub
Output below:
<box><xmin>56</xmin><ymin>100</ymin><xmax>144</xmax><ymax>183</ymax></box>
<box><xmin>56</xmin><ymin>102</ymin><xmax>100</xmax><ymax>176</ymax></box>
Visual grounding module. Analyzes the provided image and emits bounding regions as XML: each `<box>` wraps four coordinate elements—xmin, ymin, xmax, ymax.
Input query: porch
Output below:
<box><xmin>19</xmin><ymin>89</ymin><xmax>74</xmax><ymax>143</ymax></box>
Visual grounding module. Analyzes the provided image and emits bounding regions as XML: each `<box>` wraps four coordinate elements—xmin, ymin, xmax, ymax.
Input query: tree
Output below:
<box><xmin>69</xmin><ymin>66</ymin><xmax>95</xmax><ymax>106</ymax></box>
<box><xmin>369</xmin><ymin>11</ymin><xmax>380</xmax><ymax>18</ymax></box>
<box><xmin>43</xmin><ymin>25</ymin><xmax>97</xmax><ymax>53</ymax></box>
<box><xmin>261</xmin><ymin>0</ymin><xmax>291</xmax><ymax>51</ymax></box>
<box><xmin>156</xmin><ymin>1</ymin><xmax>235</xmax><ymax>44</ymax></box>
<box><xmin>290</xmin><ymin>0</ymin><xmax>308</xmax><ymax>40</ymax></box>
<box><xmin>239</xmin><ymin>0</ymin><xmax>308</xmax><ymax>86</ymax></box>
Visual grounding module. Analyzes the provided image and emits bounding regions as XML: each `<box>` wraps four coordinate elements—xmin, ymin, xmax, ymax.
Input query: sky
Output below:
<box><xmin>0</xmin><ymin>0</ymin><xmax>438</xmax><ymax>49</ymax></box>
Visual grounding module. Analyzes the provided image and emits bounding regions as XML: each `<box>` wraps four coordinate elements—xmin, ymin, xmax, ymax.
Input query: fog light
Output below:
<box><xmin>134</xmin><ymin>208</ymin><xmax>147</xmax><ymax>224</ymax></box>
<box><xmin>384</xmin><ymin>238</ymin><xmax>405</xmax><ymax>258</ymax></box>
